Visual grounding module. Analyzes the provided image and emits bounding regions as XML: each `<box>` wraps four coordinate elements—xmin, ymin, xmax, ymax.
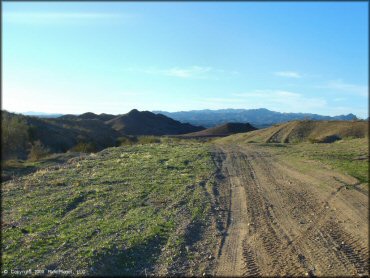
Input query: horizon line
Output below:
<box><xmin>2</xmin><ymin>108</ymin><xmax>364</xmax><ymax>119</ymax></box>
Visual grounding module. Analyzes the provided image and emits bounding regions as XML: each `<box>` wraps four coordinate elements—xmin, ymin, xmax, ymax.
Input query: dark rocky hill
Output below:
<box><xmin>106</xmin><ymin>109</ymin><xmax>204</xmax><ymax>135</ymax></box>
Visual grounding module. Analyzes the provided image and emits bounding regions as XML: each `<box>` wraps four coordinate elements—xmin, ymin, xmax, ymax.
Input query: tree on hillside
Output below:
<box><xmin>1</xmin><ymin>112</ymin><xmax>29</xmax><ymax>160</ymax></box>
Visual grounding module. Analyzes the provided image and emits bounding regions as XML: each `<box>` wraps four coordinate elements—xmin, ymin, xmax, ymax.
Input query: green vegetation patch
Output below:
<box><xmin>258</xmin><ymin>138</ymin><xmax>368</xmax><ymax>183</ymax></box>
<box><xmin>2</xmin><ymin>142</ymin><xmax>216</xmax><ymax>276</ymax></box>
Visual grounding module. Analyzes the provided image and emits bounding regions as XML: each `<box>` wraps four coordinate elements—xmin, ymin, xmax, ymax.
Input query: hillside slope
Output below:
<box><xmin>106</xmin><ymin>109</ymin><xmax>204</xmax><ymax>135</ymax></box>
<box><xmin>26</xmin><ymin>116</ymin><xmax>120</xmax><ymax>152</ymax></box>
<box><xmin>182</xmin><ymin>122</ymin><xmax>257</xmax><ymax>137</ymax></box>
<box><xmin>218</xmin><ymin>120</ymin><xmax>368</xmax><ymax>144</ymax></box>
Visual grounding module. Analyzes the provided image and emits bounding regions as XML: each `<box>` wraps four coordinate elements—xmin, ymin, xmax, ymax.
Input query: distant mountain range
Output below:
<box><xmin>153</xmin><ymin>108</ymin><xmax>358</xmax><ymax>128</ymax></box>
<box><xmin>22</xmin><ymin>111</ymin><xmax>64</xmax><ymax>118</ymax></box>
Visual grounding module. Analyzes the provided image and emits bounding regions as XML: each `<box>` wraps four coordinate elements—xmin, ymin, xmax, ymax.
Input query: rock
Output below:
<box><xmin>20</xmin><ymin>228</ymin><xmax>29</xmax><ymax>234</ymax></box>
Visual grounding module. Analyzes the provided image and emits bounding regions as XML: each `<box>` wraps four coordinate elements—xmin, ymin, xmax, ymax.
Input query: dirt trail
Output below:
<box><xmin>213</xmin><ymin>144</ymin><xmax>368</xmax><ymax>277</ymax></box>
<box><xmin>214</xmin><ymin>148</ymin><xmax>249</xmax><ymax>276</ymax></box>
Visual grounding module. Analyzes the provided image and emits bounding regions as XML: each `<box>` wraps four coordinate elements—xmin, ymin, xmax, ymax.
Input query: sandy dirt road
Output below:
<box><xmin>213</xmin><ymin>144</ymin><xmax>368</xmax><ymax>277</ymax></box>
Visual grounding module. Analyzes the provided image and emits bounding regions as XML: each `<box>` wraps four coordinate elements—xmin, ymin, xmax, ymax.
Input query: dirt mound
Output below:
<box><xmin>219</xmin><ymin>120</ymin><xmax>368</xmax><ymax>144</ymax></box>
<box><xmin>182</xmin><ymin>122</ymin><xmax>257</xmax><ymax>137</ymax></box>
<box><xmin>106</xmin><ymin>109</ymin><xmax>205</xmax><ymax>135</ymax></box>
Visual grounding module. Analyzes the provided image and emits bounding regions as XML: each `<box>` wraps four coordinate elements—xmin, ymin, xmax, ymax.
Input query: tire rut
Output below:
<box><xmin>214</xmin><ymin>148</ymin><xmax>249</xmax><ymax>276</ymax></box>
<box><xmin>213</xmin><ymin>144</ymin><xmax>368</xmax><ymax>277</ymax></box>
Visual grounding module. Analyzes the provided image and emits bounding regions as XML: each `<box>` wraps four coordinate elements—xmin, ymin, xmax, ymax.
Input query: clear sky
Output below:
<box><xmin>3</xmin><ymin>2</ymin><xmax>368</xmax><ymax>118</ymax></box>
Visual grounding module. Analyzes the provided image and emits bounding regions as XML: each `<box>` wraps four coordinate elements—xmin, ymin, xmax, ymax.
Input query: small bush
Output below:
<box><xmin>70</xmin><ymin>142</ymin><xmax>97</xmax><ymax>153</ymax></box>
<box><xmin>137</xmin><ymin>136</ymin><xmax>161</xmax><ymax>144</ymax></box>
<box><xmin>308</xmin><ymin>137</ymin><xmax>320</xmax><ymax>144</ymax></box>
<box><xmin>309</xmin><ymin>135</ymin><xmax>341</xmax><ymax>144</ymax></box>
<box><xmin>116</xmin><ymin>136</ymin><xmax>138</xmax><ymax>146</ymax></box>
<box><xmin>320</xmin><ymin>135</ymin><xmax>342</xmax><ymax>143</ymax></box>
<box><xmin>28</xmin><ymin>140</ymin><xmax>50</xmax><ymax>161</ymax></box>
<box><xmin>160</xmin><ymin>137</ymin><xmax>182</xmax><ymax>144</ymax></box>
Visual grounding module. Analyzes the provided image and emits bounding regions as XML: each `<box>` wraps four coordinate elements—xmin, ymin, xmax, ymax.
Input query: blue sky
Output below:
<box><xmin>3</xmin><ymin>2</ymin><xmax>368</xmax><ymax>118</ymax></box>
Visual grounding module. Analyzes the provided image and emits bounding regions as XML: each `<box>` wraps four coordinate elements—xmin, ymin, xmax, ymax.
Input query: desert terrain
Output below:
<box><xmin>1</xmin><ymin>117</ymin><xmax>368</xmax><ymax>276</ymax></box>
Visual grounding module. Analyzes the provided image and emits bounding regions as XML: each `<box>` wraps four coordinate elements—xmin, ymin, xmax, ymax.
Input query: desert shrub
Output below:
<box><xmin>1</xmin><ymin>112</ymin><xmax>29</xmax><ymax>160</ymax></box>
<box><xmin>342</xmin><ymin>136</ymin><xmax>356</xmax><ymax>141</ymax></box>
<box><xmin>137</xmin><ymin>136</ymin><xmax>161</xmax><ymax>144</ymax></box>
<box><xmin>320</xmin><ymin>134</ymin><xmax>342</xmax><ymax>143</ymax></box>
<box><xmin>308</xmin><ymin>137</ymin><xmax>320</xmax><ymax>144</ymax></box>
<box><xmin>309</xmin><ymin>135</ymin><xmax>341</xmax><ymax>144</ymax></box>
<box><xmin>160</xmin><ymin>137</ymin><xmax>182</xmax><ymax>144</ymax></box>
<box><xmin>116</xmin><ymin>136</ymin><xmax>138</xmax><ymax>146</ymax></box>
<box><xmin>70</xmin><ymin>142</ymin><xmax>97</xmax><ymax>153</ymax></box>
<box><xmin>28</xmin><ymin>140</ymin><xmax>50</xmax><ymax>161</ymax></box>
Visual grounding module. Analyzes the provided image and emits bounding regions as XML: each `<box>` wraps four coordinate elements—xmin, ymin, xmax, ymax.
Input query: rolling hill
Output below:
<box><xmin>182</xmin><ymin>122</ymin><xmax>257</xmax><ymax>137</ymax></box>
<box><xmin>25</xmin><ymin>116</ymin><xmax>120</xmax><ymax>152</ymax></box>
<box><xmin>218</xmin><ymin>120</ymin><xmax>368</xmax><ymax>144</ymax></box>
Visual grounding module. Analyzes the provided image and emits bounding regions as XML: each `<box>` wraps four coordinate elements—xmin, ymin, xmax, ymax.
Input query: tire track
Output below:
<box><xmin>240</xmin><ymin>151</ymin><xmax>307</xmax><ymax>276</ymax></box>
<box><xmin>213</xmin><ymin>144</ymin><xmax>368</xmax><ymax>277</ymax></box>
<box><xmin>214</xmin><ymin>148</ymin><xmax>249</xmax><ymax>276</ymax></box>
<box><xmin>247</xmin><ymin>147</ymin><xmax>368</xmax><ymax>276</ymax></box>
